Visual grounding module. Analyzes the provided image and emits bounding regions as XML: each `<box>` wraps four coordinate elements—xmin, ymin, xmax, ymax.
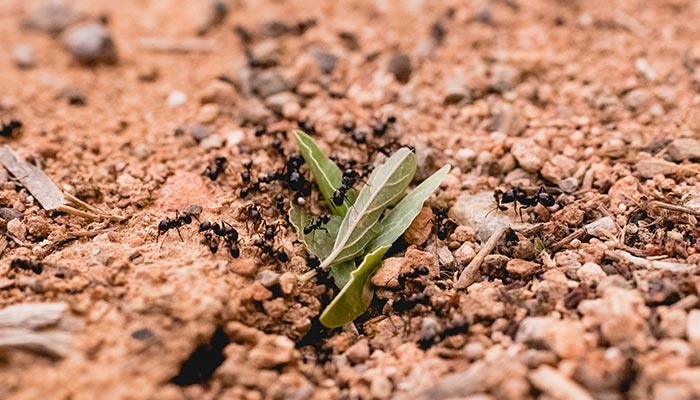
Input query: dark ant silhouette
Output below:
<box><xmin>253</xmin><ymin>236</ymin><xmax>288</xmax><ymax>262</ymax></box>
<box><xmin>10</xmin><ymin>258</ymin><xmax>45</xmax><ymax>274</ymax></box>
<box><xmin>157</xmin><ymin>205</ymin><xmax>202</xmax><ymax>241</ymax></box>
<box><xmin>372</xmin><ymin>115</ymin><xmax>396</xmax><ymax>137</ymax></box>
<box><xmin>418</xmin><ymin>319</ymin><xmax>468</xmax><ymax>349</ymax></box>
<box><xmin>393</xmin><ymin>293</ymin><xmax>431</xmax><ymax>313</ymax></box>
<box><xmin>332</xmin><ymin>169</ymin><xmax>359</xmax><ymax>206</ymax></box>
<box><xmin>240</xmin><ymin>203</ymin><xmax>265</xmax><ymax>231</ymax></box>
<box><xmin>397</xmin><ymin>265</ymin><xmax>430</xmax><ymax>289</ymax></box>
<box><xmin>241</xmin><ymin>160</ymin><xmax>253</xmax><ymax>184</ymax></box>
<box><xmin>203</xmin><ymin>156</ymin><xmax>228</xmax><ymax>181</ymax></box>
<box><xmin>493</xmin><ymin>186</ymin><xmax>556</xmax><ymax>219</ymax></box>
<box><xmin>297</xmin><ymin>119</ymin><xmax>316</xmax><ymax>135</ymax></box>
<box><xmin>306</xmin><ymin>256</ymin><xmax>335</xmax><ymax>289</ymax></box>
<box><xmin>1</xmin><ymin>119</ymin><xmax>22</xmax><ymax>137</ymax></box>
<box><xmin>433</xmin><ymin>208</ymin><xmax>456</xmax><ymax>240</ymax></box>
<box><xmin>304</xmin><ymin>215</ymin><xmax>331</xmax><ymax>235</ymax></box>
<box><xmin>199</xmin><ymin>221</ymin><xmax>240</xmax><ymax>258</ymax></box>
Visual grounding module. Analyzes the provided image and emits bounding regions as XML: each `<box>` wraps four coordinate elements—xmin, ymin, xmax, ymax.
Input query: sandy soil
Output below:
<box><xmin>2</xmin><ymin>0</ymin><xmax>700</xmax><ymax>399</ymax></box>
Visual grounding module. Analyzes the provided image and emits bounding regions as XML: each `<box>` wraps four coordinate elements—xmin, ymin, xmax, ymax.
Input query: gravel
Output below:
<box><xmin>667</xmin><ymin>138</ymin><xmax>700</xmax><ymax>161</ymax></box>
<box><xmin>12</xmin><ymin>44</ymin><xmax>36</xmax><ymax>69</ymax></box>
<box><xmin>62</xmin><ymin>23</ymin><xmax>118</xmax><ymax>64</ymax></box>
<box><xmin>388</xmin><ymin>53</ymin><xmax>412</xmax><ymax>84</ymax></box>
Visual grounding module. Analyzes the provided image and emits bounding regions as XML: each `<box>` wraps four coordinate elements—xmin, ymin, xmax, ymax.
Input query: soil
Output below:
<box><xmin>2</xmin><ymin>0</ymin><xmax>700</xmax><ymax>399</ymax></box>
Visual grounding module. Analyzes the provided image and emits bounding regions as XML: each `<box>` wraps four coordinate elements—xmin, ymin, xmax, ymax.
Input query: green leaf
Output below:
<box><xmin>368</xmin><ymin>165</ymin><xmax>451</xmax><ymax>251</ymax></box>
<box><xmin>319</xmin><ymin>148</ymin><xmax>416</xmax><ymax>269</ymax></box>
<box><xmin>320</xmin><ymin>245</ymin><xmax>391</xmax><ymax>328</ymax></box>
<box><xmin>288</xmin><ymin>204</ymin><xmax>341</xmax><ymax>259</ymax></box>
<box><xmin>293</xmin><ymin>130</ymin><xmax>355</xmax><ymax>216</ymax></box>
<box><xmin>330</xmin><ymin>260</ymin><xmax>356</xmax><ymax>288</ymax></box>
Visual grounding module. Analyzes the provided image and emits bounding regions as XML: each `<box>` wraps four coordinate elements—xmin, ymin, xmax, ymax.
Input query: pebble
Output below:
<box><xmin>388</xmin><ymin>53</ymin><xmax>412</xmax><ymax>84</ymax></box>
<box><xmin>454</xmin><ymin>242</ymin><xmax>477</xmax><ymax>265</ymax></box>
<box><xmin>635</xmin><ymin>158</ymin><xmax>678</xmax><ymax>178</ymax></box>
<box><xmin>667</xmin><ymin>138</ymin><xmax>700</xmax><ymax>161</ymax></box>
<box><xmin>454</xmin><ymin>148</ymin><xmax>477</xmax><ymax>169</ymax></box>
<box><xmin>451</xmin><ymin>191</ymin><xmax>511</xmax><ymax>242</ymax></box>
<box><xmin>437</xmin><ymin>246</ymin><xmax>455</xmax><ymax>268</ymax></box>
<box><xmin>187</xmin><ymin>124</ymin><xmax>212</xmax><ymax>141</ymax></box>
<box><xmin>0</xmin><ymin>208</ymin><xmax>22</xmax><ymax>221</ymax></box>
<box><xmin>657</xmin><ymin>306</ymin><xmax>687</xmax><ymax>338</ymax></box>
<box><xmin>248</xmin><ymin>335</ymin><xmax>296</xmax><ymax>368</ymax></box>
<box><xmin>265</xmin><ymin>92</ymin><xmax>297</xmax><ymax>115</ymax></box>
<box><xmin>635</xmin><ymin>58</ymin><xmax>657</xmax><ymax>80</ymax></box>
<box><xmin>238</xmin><ymin>99</ymin><xmax>272</xmax><ymax>125</ymax></box>
<box><xmin>506</xmin><ymin>259</ymin><xmax>540</xmax><ymax>277</ymax></box>
<box><xmin>558</xmin><ymin>177</ymin><xmax>579</xmax><ymax>193</ymax></box>
<box><xmin>225</xmin><ymin>130</ymin><xmax>245</xmax><ymax>147</ymax></box>
<box><xmin>231</xmin><ymin>259</ymin><xmax>257</xmax><ymax>277</ymax></box>
<box><xmin>419</xmin><ymin>316</ymin><xmax>441</xmax><ymax>344</ymax></box>
<box><xmin>510</xmin><ymin>139</ymin><xmax>547</xmax><ymax>173</ymax></box>
<box><xmin>7</xmin><ymin>218</ymin><xmax>26</xmax><ymax>239</ymax></box>
<box><xmin>278</xmin><ymin>272</ymin><xmax>296</xmax><ymax>295</ymax></box>
<box><xmin>200</xmin><ymin>135</ymin><xmax>222</xmax><ymax>150</ymax></box>
<box><xmin>62</xmin><ymin>23</ymin><xmax>118</xmax><ymax>64</ymax></box>
<box><xmin>623</xmin><ymin>88</ymin><xmax>652</xmax><ymax>111</ymax></box>
<box><xmin>197</xmin><ymin>104</ymin><xmax>220</xmax><ymax>124</ymax></box>
<box><xmin>443</xmin><ymin>76</ymin><xmax>468</xmax><ymax>105</ymax></box>
<box><xmin>297</xmin><ymin>82</ymin><xmax>320</xmax><ymax>98</ymax></box>
<box><xmin>576</xmin><ymin>262</ymin><xmax>606</xmax><ymax>284</ymax></box>
<box><xmin>541</xmin><ymin>155</ymin><xmax>577</xmax><ymax>182</ymax></box>
<box><xmin>166</xmin><ymin>91</ymin><xmax>188</xmax><ymax>107</ymax></box>
<box><xmin>12</xmin><ymin>45</ymin><xmax>36</xmax><ymax>69</ymax></box>
<box><xmin>313</xmin><ymin>51</ymin><xmax>337</xmax><ymax>74</ymax></box>
<box><xmin>196</xmin><ymin>0</ymin><xmax>229</xmax><ymax>35</ymax></box>
<box><xmin>584</xmin><ymin>216</ymin><xmax>618</xmax><ymax>240</ymax></box>
<box><xmin>23</xmin><ymin>1</ymin><xmax>81</xmax><ymax>34</ymax></box>
<box><xmin>345</xmin><ymin>339</ymin><xmax>370</xmax><ymax>364</ymax></box>
<box><xmin>687</xmin><ymin>309</ymin><xmax>700</xmax><ymax>348</ymax></box>
<box><xmin>282</xmin><ymin>101</ymin><xmax>301</xmax><ymax>120</ymax></box>
<box><xmin>249</xmin><ymin>70</ymin><xmax>289</xmax><ymax>98</ymax></box>
<box><xmin>516</xmin><ymin>316</ymin><xmax>588</xmax><ymax>358</ymax></box>
<box><xmin>491</xmin><ymin>103</ymin><xmax>526</xmax><ymax>136</ymax></box>
<box><xmin>199</xmin><ymin>81</ymin><xmax>237</xmax><ymax>105</ymax></box>
<box><xmin>256</xmin><ymin>270</ymin><xmax>280</xmax><ymax>288</ymax></box>
<box><xmin>490</xmin><ymin>64</ymin><xmax>520</xmax><ymax>92</ymax></box>
<box><xmin>371</xmin><ymin>257</ymin><xmax>404</xmax><ymax>288</ymax></box>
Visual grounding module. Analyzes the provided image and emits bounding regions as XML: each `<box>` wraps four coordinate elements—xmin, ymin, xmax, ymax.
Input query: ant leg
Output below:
<box><xmin>175</xmin><ymin>227</ymin><xmax>183</xmax><ymax>241</ymax></box>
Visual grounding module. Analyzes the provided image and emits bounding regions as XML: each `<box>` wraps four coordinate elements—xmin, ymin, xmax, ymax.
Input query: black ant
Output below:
<box><xmin>253</xmin><ymin>236</ymin><xmax>288</xmax><ymax>262</ymax></box>
<box><xmin>418</xmin><ymin>319</ymin><xmax>468</xmax><ymax>350</ymax></box>
<box><xmin>204</xmin><ymin>156</ymin><xmax>228</xmax><ymax>181</ymax></box>
<box><xmin>240</xmin><ymin>203</ymin><xmax>265</xmax><ymax>231</ymax></box>
<box><xmin>273</xmin><ymin>194</ymin><xmax>286</xmax><ymax>212</ymax></box>
<box><xmin>239</xmin><ymin>181</ymin><xmax>260</xmax><ymax>198</ymax></box>
<box><xmin>157</xmin><ymin>205</ymin><xmax>202</xmax><ymax>241</ymax></box>
<box><xmin>304</xmin><ymin>215</ymin><xmax>331</xmax><ymax>235</ymax></box>
<box><xmin>393</xmin><ymin>293</ymin><xmax>431</xmax><ymax>313</ymax></box>
<box><xmin>433</xmin><ymin>208</ymin><xmax>457</xmax><ymax>240</ymax></box>
<box><xmin>332</xmin><ymin>169</ymin><xmax>359</xmax><ymax>206</ymax></box>
<box><xmin>241</xmin><ymin>160</ymin><xmax>253</xmax><ymax>184</ymax></box>
<box><xmin>397</xmin><ymin>265</ymin><xmax>430</xmax><ymax>289</ymax></box>
<box><xmin>1</xmin><ymin>119</ymin><xmax>22</xmax><ymax>137</ymax></box>
<box><xmin>10</xmin><ymin>258</ymin><xmax>45</xmax><ymax>274</ymax></box>
<box><xmin>372</xmin><ymin>115</ymin><xmax>396</xmax><ymax>137</ymax></box>
<box><xmin>493</xmin><ymin>186</ymin><xmax>556</xmax><ymax>218</ymax></box>
<box><xmin>200</xmin><ymin>221</ymin><xmax>240</xmax><ymax>258</ymax></box>
<box><xmin>297</xmin><ymin>119</ymin><xmax>316</xmax><ymax>135</ymax></box>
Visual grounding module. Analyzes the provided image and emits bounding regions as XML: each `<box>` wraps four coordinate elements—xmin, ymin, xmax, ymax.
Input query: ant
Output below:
<box><xmin>372</xmin><ymin>115</ymin><xmax>396</xmax><ymax>137</ymax></box>
<box><xmin>157</xmin><ymin>205</ymin><xmax>202</xmax><ymax>241</ymax></box>
<box><xmin>1</xmin><ymin>119</ymin><xmax>22</xmax><ymax>137</ymax></box>
<box><xmin>204</xmin><ymin>156</ymin><xmax>228</xmax><ymax>181</ymax></box>
<box><xmin>200</xmin><ymin>221</ymin><xmax>240</xmax><ymax>258</ymax></box>
<box><xmin>393</xmin><ymin>293</ymin><xmax>431</xmax><ymax>313</ymax></box>
<box><xmin>493</xmin><ymin>186</ymin><xmax>556</xmax><ymax>219</ymax></box>
<box><xmin>397</xmin><ymin>265</ymin><xmax>430</xmax><ymax>289</ymax></box>
<box><xmin>304</xmin><ymin>215</ymin><xmax>331</xmax><ymax>235</ymax></box>
<box><xmin>253</xmin><ymin>236</ymin><xmax>288</xmax><ymax>262</ymax></box>
<box><xmin>332</xmin><ymin>169</ymin><xmax>359</xmax><ymax>206</ymax></box>
<box><xmin>433</xmin><ymin>208</ymin><xmax>457</xmax><ymax>240</ymax></box>
<box><xmin>241</xmin><ymin>160</ymin><xmax>253</xmax><ymax>184</ymax></box>
<box><xmin>10</xmin><ymin>258</ymin><xmax>45</xmax><ymax>274</ymax></box>
<box><xmin>297</xmin><ymin>119</ymin><xmax>316</xmax><ymax>135</ymax></box>
<box><xmin>418</xmin><ymin>319</ymin><xmax>468</xmax><ymax>349</ymax></box>
<box><xmin>240</xmin><ymin>203</ymin><xmax>265</xmax><ymax>231</ymax></box>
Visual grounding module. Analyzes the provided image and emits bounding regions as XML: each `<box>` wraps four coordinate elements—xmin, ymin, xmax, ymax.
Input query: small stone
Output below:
<box><xmin>248</xmin><ymin>335</ymin><xmax>296</xmax><ymax>368</ymax></box>
<box><xmin>623</xmin><ymin>88</ymin><xmax>652</xmax><ymax>111</ymax></box>
<box><xmin>450</xmin><ymin>191</ymin><xmax>511</xmax><ymax>242</ymax></box>
<box><xmin>372</xmin><ymin>257</ymin><xmax>403</xmax><ymax>288</ymax></box>
<box><xmin>256</xmin><ymin>270</ymin><xmax>280</xmax><ymax>288</ymax></box>
<box><xmin>282</xmin><ymin>102</ymin><xmax>301</xmax><ymax>120</ymax></box>
<box><xmin>225</xmin><ymin>130</ymin><xmax>245</xmax><ymax>147</ymax></box>
<box><xmin>7</xmin><ymin>218</ymin><xmax>26</xmax><ymax>239</ymax></box>
<box><xmin>388</xmin><ymin>53</ymin><xmax>412</xmax><ymax>84</ymax></box>
<box><xmin>584</xmin><ymin>216</ymin><xmax>618</xmax><ymax>240</ymax></box>
<box><xmin>511</xmin><ymin>139</ymin><xmax>547</xmax><ymax>173</ymax></box>
<box><xmin>370</xmin><ymin>375</ymin><xmax>393</xmax><ymax>400</ymax></box>
<box><xmin>577</xmin><ymin>262</ymin><xmax>606</xmax><ymax>284</ymax></box>
<box><xmin>454</xmin><ymin>242</ymin><xmax>476</xmax><ymax>265</ymax></box>
<box><xmin>167</xmin><ymin>91</ymin><xmax>188</xmax><ymax>107</ymax></box>
<box><xmin>278</xmin><ymin>272</ymin><xmax>296</xmax><ymax>295</ymax></box>
<box><xmin>197</xmin><ymin>104</ymin><xmax>220</xmax><ymax>124</ymax></box>
<box><xmin>249</xmin><ymin>40</ymin><xmax>282</xmax><ymax>67</ymax></box>
<box><xmin>443</xmin><ymin>76</ymin><xmax>468</xmax><ymax>105</ymax></box>
<box><xmin>506</xmin><ymin>259</ymin><xmax>540</xmax><ymax>277</ymax></box>
<box><xmin>265</xmin><ymin>92</ymin><xmax>297</xmax><ymax>115</ymax></box>
<box><xmin>199</xmin><ymin>81</ymin><xmax>236</xmax><ymax>105</ymax></box>
<box><xmin>491</xmin><ymin>103</ymin><xmax>526</xmax><ymax>136</ymax></box>
<box><xmin>231</xmin><ymin>258</ymin><xmax>257</xmax><ymax>277</ymax></box>
<box><xmin>454</xmin><ymin>148</ymin><xmax>477</xmax><ymax>169</ymax></box>
<box><xmin>200</xmin><ymin>135</ymin><xmax>222</xmax><ymax>150</ymax></box>
<box><xmin>657</xmin><ymin>306</ymin><xmax>687</xmax><ymax>338</ymax></box>
<box><xmin>687</xmin><ymin>309</ymin><xmax>700</xmax><ymax>348</ymax></box>
<box><xmin>667</xmin><ymin>138</ymin><xmax>700</xmax><ymax>161</ymax></box>
<box><xmin>313</xmin><ymin>51</ymin><xmax>337</xmax><ymax>74</ymax></box>
<box><xmin>25</xmin><ymin>216</ymin><xmax>50</xmax><ymax>239</ymax></box>
<box><xmin>0</xmin><ymin>208</ymin><xmax>22</xmax><ymax>221</ymax></box>
<box><xmin>635</xmin><ymin>158</ymin><xmax>678</xmax><ymax>178</ymax></box>
<box><xmin>404</xmin><ymin>207</ymin><xmax>433</xmax><ymax>246</ymax></box>
<box><xmin>250</xmin><ymin>70</ymin><xmax>289</xmax><ymax>98</ymax></box>
<box><xmin>516</xmin><ymin>316</ymin><xmax>588</xmax><ymax>358</ymax></box>
<box><xmin>345</xmin><ymin>339</ymin><xmax>370</xmax><ymax>364</ymax></box>
<box><xmin>558</xmin><ymin>177</ymin><xmax>579</xmax><ymax>194</ymax></box>
<box><xmin>24</xmin><ymin>1</ymin><xmax>81</xmax><ymax>34</ymax></box>
<box><xmin>12</xmin><ymin>44</ymin><xmax>36</xmax><ymax>69</ymax></box>
<box><xmin>635</xmin><ymin>58</ymin><xmax>656</xmax><ymax>80</ymax></box>
<box><xmin>437</xmin><ymin>246</ymin><xmax>455</xmax><ymax>267</ymax></box>
<box><xmin>187</xmin><ymin>124</ymin><xmax>212</xmax><ymax>141</ymax></box>
<box><xmin>419</xmin><ymin>316</ymin><xmax>441</xmax><ymax>344</ymax></box>
<box><xmin>62</xmin><ymin>23</ymin><xmax>118</xmax><ymax>64</ymax></box>
<box><xmin>490</xmin><ymin>64</ymin><xmax>520</xmax><ymax>92</ymax></box>
<box><xmin>238</xmin><ymin>99</ymin><xmax>272</xmax><ymax>125</ymax></box>
<box><xmin>541</xmin><ymin>155</ymin><xmax>577</xmax><ymax>182</ymax></box>
<box><xmin>196</xmin><ymin>0</ymin><xmax>228</xmax><ymax>35</ymax></box>
<box><xmin>297</xmin><ymin>82</ymin><xmax>320</xmax><ymax>97</ymax></box>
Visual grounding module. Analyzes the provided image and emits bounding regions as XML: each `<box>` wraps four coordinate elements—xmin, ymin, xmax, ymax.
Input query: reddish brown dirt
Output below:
<box><xmin>2</xmin><ymin>1</ymin><xmax>700</xmax><ymax>399</ymax></box>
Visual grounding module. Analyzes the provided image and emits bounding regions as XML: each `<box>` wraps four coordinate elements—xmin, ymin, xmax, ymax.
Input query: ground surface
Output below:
<box><xmin>2</xmin><ymin>0</ymin><xmax>700</xmax><ymax>399</ymax></box>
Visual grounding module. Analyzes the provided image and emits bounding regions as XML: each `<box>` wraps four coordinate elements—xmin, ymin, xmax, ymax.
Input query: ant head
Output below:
<box><xmin>537</xmin><ymin>191</ymin><xmax>556</xmax><ymax>207</ymax></box>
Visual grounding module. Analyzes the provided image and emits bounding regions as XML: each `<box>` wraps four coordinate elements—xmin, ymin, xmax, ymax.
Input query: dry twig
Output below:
<box><xmin>455</xmin><ymin>226</ymin><xmax>507</xmax><ymax>289</ymax></box>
